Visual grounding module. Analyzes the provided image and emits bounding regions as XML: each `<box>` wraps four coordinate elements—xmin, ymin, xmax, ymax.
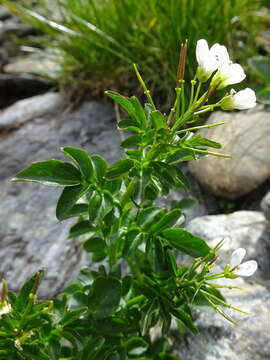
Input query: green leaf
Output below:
<box><xmin>95</xmin><ymin>317</ymin><xmax>126</xmax><ymax>336</ymax></box>
<box><xmin>149</xmin><ymin>209</ymin><xmax>182</xmax><ymax>233</ymax></box>
<box><xmin>162</xmin><ymin>228</ymin><xmax>210</xmax><ymax>258</ymax></box>
<box><xmin>56</xmin><ymin>184</ymin><xmax>89</xmax><ymax>221</ymax></box>
<box><xmin>170</xmin><ymin>307</ymin><xmax>198</xmax><ymax>333</ymax></box>
<box><xmin>59</xmin><ymin>307</ymin><xmax>87</xmax><ymax>326</ymax></box>
<box><xmin>91</xmin><ymin>155</ymin><xmax>108</xmax><ymax>183</ymax></box>
<box><xmin>154</xmin><ymin>238</ymin><xmax>165</xmax><ymax>273</ymax></box>
<box><xmin>118</xmin><ymin>119</ymin><xmax>141</xmax><ymax>133</ymax></box>
<box><xmin>12</xmin><ymin>160</ymin><xmax>82</xmax><ymax>186</ymax></box>
<box><xmin>81</xmin><ymin>336</ymin><xmax>105</xmax><ymax>360</ymax></box>
<box><xmin>186</xmin><ymin>134</ymin><xmax>221</xmax><ymax>149</ymax></box>
<box><xmin>125</xmin><ymin>337</ymin><xmax>148</xmax><ymax>356</ymax></box>
<box><xmin>61</xmin><ymin>146</ymin><xmax>94</xmax><ymax>181</ymax></box>
<box><xmin>129</xmin><ymin>96</ymin><xmax>147</xmax><ymax>129</ymax></box>
<box><xmin>58</xmin><ymin>203</ymin><xmax>88</xmax><ymax>219</ymax></box>
<box><xmin>84</xmin><ymin>237</ymin><xmax>106</xmax><ymax>253</ymax></box>
<box><xmin>89</xmin><ymin>191</ymin><xmax>114</xmax><ymax>226</ymax></box>
<box><xmin>89</xmin><ymin>276</ymin><xmax>121</xmax><ymax>319</ymax></box>
<box><xmin>150</xmin><ymin>110</ymin><xmax>166</xmax><ymax>130</ymax></box>
<box><xmin>166</xmin><ymin>149</ymin><xmax>196</xmax><ymax>164</ymax></box>
<box><xmin>15</xmin><ymin>271</ymin><xmax>44</xmax><ymax>312</ymax></box>
<box><xmin>68</xmin><ymin>220</ymin><xmax>94</xmax><ymax>238</ymax></box>
<box><xmin>120</xmin><ymin>135</ymin><xmax>141</xmax><ymax>148</ymax></box>
<box><xmin>106</xmin><ymin>91</ymin><xmax>135</xmax><ymax>117</ymax></box>
<box><xmin>137</xmin><ymin>207</ymin><xmax>165</xmax><ymax>230</ymax></box>
<box><xmin>106</xmin><ymin>159</ymin><xmax>134</xmax><ymax>180</ymax></box>
<box><xmin>249</xmin><ymin>56</ymin><xmax>270</xmax><ymax>82</ymax></box>
<box><xmin>122</xmin><ymin>227</ymin><xmax>143</xmax><ymax>258</ymax></box>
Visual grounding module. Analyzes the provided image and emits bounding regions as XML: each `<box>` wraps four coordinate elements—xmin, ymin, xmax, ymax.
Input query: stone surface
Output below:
<box><xmin>4</xmin><ymin>53</ymin><xmax>61</xmax><ymax>77</ymax></box>
<box><xmin>0</xmin><ymin>94</ymin><xmax>123</xmax><ymax>297</ymax></box>
<box><xmin>261</xmin><ymin>191</ymin><xmax>270</xmax><ymax>221</ymax></box>
<box><xmin>173</xmin><ymin>211</ymin><xmax>270</xmax><ymax>360</ymax></box>
<box><xmin>0</xmin><ymin>74</ymin><xmax>52</xmax><ymax>109</ymax></box>
<box><xmin>0</xmin><ymin>92</ymin><xmax>63</xmax><ymax>130</ymax></box>
<box><xmin>188</xmin><ymin>107</ymin><xmax>270</xmax><ymax>199</ymax></box>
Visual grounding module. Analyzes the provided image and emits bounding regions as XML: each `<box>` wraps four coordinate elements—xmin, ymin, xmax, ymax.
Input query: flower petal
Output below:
<box><xmin>230</xmin><ymin>248</ymin><xmax>246</xmax><ymax>267</ymax></box>
<box><xmin>234</xmin><ymin>260</ymin><xmax>258</xmax><ymax>277</ymax></box>
<box><xmin>233</xmin><ymin>88</ymin><xmax>256</xmax><ymax>110</ymax></box>
<box><xmin>209</xmin><ymin>43</ymin><xmax>230</xmax><ymax>66</ymax></box>
<box><xmin>196</xmin><ymin>39</ymin><xmax>209</xmax><ymax>66</ymax></box>
<box><xmin>220</xmin><ymin>63</ymin><xmax>246</xmax><ymax>86</ymax></box>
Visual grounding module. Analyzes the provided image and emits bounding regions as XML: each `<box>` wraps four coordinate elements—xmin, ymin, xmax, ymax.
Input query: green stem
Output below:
<box><xmin>182</xmin><ymin>145</ymin><xmax>232</xmax><ymax>159</ymax></box>
<box><xmin>133</xmin><ymin>64</ymin><xmax>156</xmax><ymax>109</ymax></box>
<box><xmin>176</xmin><ymin>122</ymin><xmax>225</xmax><ymax>134</ymax></box>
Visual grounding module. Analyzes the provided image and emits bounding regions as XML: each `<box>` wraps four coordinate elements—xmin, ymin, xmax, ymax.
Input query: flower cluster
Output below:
<box><xmin>196</xmin><ymin>39</ymin><xmax>256</xmax><ymax>110</ymax></box>
<box><xmin>226</xmin><ymin>248</ymin><xmax>258</xmax><ymax>278</ymax></box>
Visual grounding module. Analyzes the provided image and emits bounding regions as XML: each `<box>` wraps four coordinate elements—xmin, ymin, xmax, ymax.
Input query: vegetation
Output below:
<box><xmin>3</xmin><ymin>0</ymin><xmax>266</xmax><ymax>107</ymax></box>
<box><xmin>0</xmin><ymin>41</ymin><xmax>258</xmax><ymax>359</ymax></box>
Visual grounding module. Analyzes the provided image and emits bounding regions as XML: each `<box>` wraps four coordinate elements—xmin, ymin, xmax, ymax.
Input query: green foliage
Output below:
<box><xmin>2</xmin><ymin>44</ymin><xmax>253</xmax><ymax>358</ymax></box>
<box><xmin>2</xmin><ymin>0</ymin><xmax>264</xmax><ymax>107</ymax></box>
<box><xmin>249</xmin><ymin>56</ymin><xmax>270</xmax><ymax>106</ymax></box>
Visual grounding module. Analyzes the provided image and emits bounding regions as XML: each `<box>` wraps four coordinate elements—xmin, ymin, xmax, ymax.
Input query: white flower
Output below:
<box><xmin>220</xmin><ymin>88</ymin><xmax>256</xmax><ymax>110</ymax></box>
<box><xmin>229</xmin><ymin>248</ymin><xmax>257</xmax><ymax>277</ymax></box>
<box><xmin>196</xmin><ymin>39</ymin><xmax>230</xmax><ymax>82</ymax></box>
<box><xmin>0</xmin><ymin>301</ymin><xmax>12</xmax><ymax>317</ymax></box>
<box><xmin>211</xmin><ymin>62</ymin><xmax>246</xmax><ymax>89</ymax></box>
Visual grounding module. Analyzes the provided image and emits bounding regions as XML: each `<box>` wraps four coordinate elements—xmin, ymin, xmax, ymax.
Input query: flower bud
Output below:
<box><xmin>220</xmin><ymin>88</ymin><xmax>256</xmax><ymax>110</ymax></box>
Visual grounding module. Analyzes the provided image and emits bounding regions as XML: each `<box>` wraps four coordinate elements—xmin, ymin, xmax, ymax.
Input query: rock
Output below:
<box><xmin>0</xmin><ymin>93</ymin><xmax>122</xmax><ymax>297</ymax></box>
<box><xmin>261</xmin><ymin>191</ymin><xmax>270</xmax><ymax>221</ymax></box>
<box><xmin>0</xmin><ymin>92</ymin><xmax>63</xmax><ymax>130</ymax></box>
<box><xmin>0</xmin><ymin>74</ymin><xmax>53</xmax><ymax>109</ymax></box>
<box><xmin>188</xmin><ymin>107</ymin><xmax>270</xmax><ymax>199</ymax></box>
<box><xmin>174</xmin><ymin>282</ymin><xmax>270</xmax><ymax>360</ymax></box>
<box><xmin>173</xmin><ymin>211</ymin><xmax>270</xmax><ymax>360</ymax></box>
<box><xmin>0</xmin><ymin>5</ymin><xmax>11</xmax><ymax>21</ymax></box>
<box><xmin>4</xmin><ymin>53</ymin><xmax>61</xmax><ymax>78</ymax></box>
<box><xmin>0</xmin><ymin>17</ymin><xmax>34</xmax><ymax>41</ymax></box>
<box><xmin>186</xmin><ymin>211</ymin><xmax>270</xmax><ymax>281</ymax></box>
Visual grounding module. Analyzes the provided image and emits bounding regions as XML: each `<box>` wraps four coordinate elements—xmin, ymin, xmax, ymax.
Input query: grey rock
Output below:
<box><xmin>4</xmin><ymin>53</ymin><xmax>61</xmax><ymax>78</ymax></box>
<box><xmin>175</xmin><ymin>282</ymin><xmax>270</xmax><ymax>360</ymax></box>
<box><xmin>0</xmin><ymin>17</ymin><xmax>34</xmax><ymax>41</ymax></box>
<box><xmin>0</xmin><ymin>93</ymin><xmax>122</xmax><ymax>297</ymax></box>
<box><xmin>186</xmin><ymin>211</ymin><xmax>270</xmax><ymax>281</ymax></box>
<box><xmin>173</xmin><ymin>211</ymin><xmax>270</xmax><ymax>360</ymax></box>
<box><xmin>188</xmin><ymin>107</ymin><xmax>270</xmax><ymax>199</ymax></box>
<box><xmin>261</xmin><ymin>191</ymin><xmax>270</xmax><ymax>221</ymax></box>
<box><xmin>0</xmin><ymin>92</ymin><xmax>64</xmax><ymax>130</ymax></box>
<box><xmin>0</xmin><ymin>74</ymin><xmax>52</xmax><ymax>109</ymax></box>
<box><xmin>0</xmin><ymin>6</ymin><xmax>11</xmax><ymax>21</ymax></box>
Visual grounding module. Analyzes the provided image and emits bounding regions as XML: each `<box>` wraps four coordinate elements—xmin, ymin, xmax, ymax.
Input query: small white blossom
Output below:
<box><xmin>220</xmin><ymin>88</ymin><xmax>256</xmax><ymax>110</ymax></box>
<box><xmin>229</xmin><ymin>248</ymin><xmax>257</xmax><ymax>277</ymax></box>
<box><xmin>211</xmin><ymin>62</ymin><xmax>246</xmax><ymax>89</ymax></box>
<box><xmin>0</xmin><ymin>302</ymin><xmax>12</xmax><ymax>317</ymax></box>
<box><xmin>196</xmin><ymin>39</ymin><xmax>230</xmax><ymax>82</ymax></box>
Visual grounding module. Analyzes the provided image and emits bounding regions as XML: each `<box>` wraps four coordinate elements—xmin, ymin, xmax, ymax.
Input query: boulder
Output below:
<box><xmin>173</xmin><ymin>211</ymin><xmax>270</xmax><ymax>360</ymax></box>
<box><xmin>188</xmin><ymin>107</ymin><xmax>270</xmax><ymax>199</ymax></box>
<box><xmin>261</xmin><ymin>191</ymin><xmax>270</xmax><ymax>221</ymax></box>
<box><xmin>0</xmin><ymin>94</ymin><xmax>123</xmax><ymax>297</ymax></box>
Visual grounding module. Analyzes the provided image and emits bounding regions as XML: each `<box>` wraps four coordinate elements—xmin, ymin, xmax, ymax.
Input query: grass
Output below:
<box><xmin>3</xmin><ymin>0</ymin><xmax>267</xmax><ymax>107</ymax></box>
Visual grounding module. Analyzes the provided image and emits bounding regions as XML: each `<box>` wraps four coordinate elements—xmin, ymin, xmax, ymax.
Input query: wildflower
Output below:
<box><xmin>226</xmin><ymin>248</ymin><xmax>257</xmax><ymax>277</ymax></box>
<box><xmin>196</xmin><ymin>39</ymin><xmax>230</xmax><ymax>82</ymax></box>
<box><xmin>211</xmin><ymin>62</ymin><xmax>246</xmax><ymax>89</ymax></box>
<box><xmin>0</xmin><ymin>301</ymin><xmax>12</xmax><ymax>317</ymax></box>
<box><xmin>220</xmin><ymin>88</ymin><xmax>256</xmax><ymax>110</ymax></box>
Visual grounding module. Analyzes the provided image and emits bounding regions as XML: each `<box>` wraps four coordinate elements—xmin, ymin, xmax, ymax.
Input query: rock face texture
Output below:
<box><xmin>0</xmin><ymin>94</ymin><xmax>122</xmax><ymax>297</ymax></box>
<box><xmin>174</xmin><ymin>211</ymin><xmax>270</xmax><ymax>360</ymax></box>
<box><xmin>189</xmin><ymin>107</ymin><xmax>270</xmax><ymax>199</ymax></box>
<box><xmin>261</xmin><ymin>191</ymin><xmax>270</xmax><ymax>221</ymax></box>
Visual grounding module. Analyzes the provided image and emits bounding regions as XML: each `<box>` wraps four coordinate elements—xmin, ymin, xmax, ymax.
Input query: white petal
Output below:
<box><xmin>220</xmin><ymin>63</ymin><xmax>246</xmax><ymax>86</ymax></box>
<box><xmin>209</xmin><ymin>43</ymin><xmax>230</xmax><ymax>66</ymax></box>
<box><xmin>233</xmin><ymin>88</ymin><xmax>256</xmax><ymax>110</ymax></box>
<box><xmin>230</xmin><ymin>248</ymin><xmax>246</xmax><ymax>267</ymax></box>
<box><xmin>196</xmin><ymin>39</ymin><xmax>209</xmax><ymax>66</ymax></box>
<box><xmin>234</xmin><ymin>260</ymin><xmax>258</xmax><ymax>277</ymax></box>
